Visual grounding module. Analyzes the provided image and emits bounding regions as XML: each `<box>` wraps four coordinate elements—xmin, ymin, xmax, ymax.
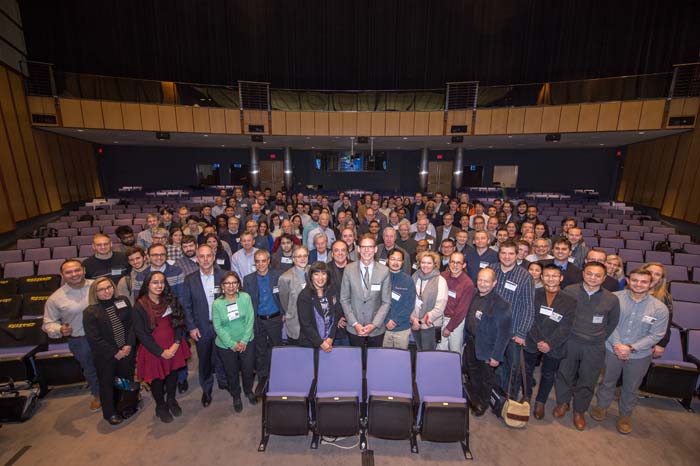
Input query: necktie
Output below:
<box><xmin>363</xmin><ymin>266</ymin><xmax>370</xmax><ymax>290</ymax></box>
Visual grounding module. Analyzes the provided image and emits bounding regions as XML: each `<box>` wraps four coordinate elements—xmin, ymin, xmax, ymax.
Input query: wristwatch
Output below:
<box><xmin>627</xmin><ymin>344</ymin><xmax>636</xmax><ymax>353</ymax></box>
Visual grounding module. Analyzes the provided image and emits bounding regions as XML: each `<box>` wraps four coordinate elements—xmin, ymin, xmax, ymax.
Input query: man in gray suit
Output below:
<box><xmin>278</xmin><ymin>245</ymin><xmax>309</xmax><ymax>345</ymax></box>
<box><xmin>340</xmin><ymin>234</ymin><xmax>392</xmax><ymax>347</ymax></box>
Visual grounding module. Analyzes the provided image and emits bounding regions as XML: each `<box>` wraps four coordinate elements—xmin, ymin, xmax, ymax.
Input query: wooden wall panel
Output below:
<box><xmin>651</xmin><ymin>137</ymin><xmax>678</xmax><ymax>208</ymax></box>
<box><xmin>243</xmin><ymin>110</ymin><xmax>267</xmax><ymax>134</ymax></box>
<box><xmin>121</xmin><ymin>103</ymin><xmax>142</xmax><ymax>130</ymax></box>
<box><xmin>597</xmin><ymin>102</ymin><xmax>621</xmax><ymax>131</ymax></box>
<box><xmin>671</xmin><ymin>121</ymin><xmax>700</xmax><ymax>220</ymax></box>
<box><xmin>314</xmin><ymin>112</ymin><xmax>329</xmax><ymax>136</ymax></box>
<box><xmin>541</xmin><ymin>106</ymin><xmax>561</xmax><ymax>133</ymax></box>
<box><xmin>447</xmin><ymin>110</ymin><xmax>468</xmax><ymax>133</ymax></box>
<box><xmin>639</xmin><ymin>99</ymin><xmax>665</xmax><ymax>130</ymax></box>
<box><xmin>577</xmin><ymin>104</ymin><xmax>600</xmax><ymax>132</ymax></box>
<box><xmin>285</xmin><ymin>112</ymin><xmax>301</xmax><ymax>135</ymax></box>
<box><xmin>667</xmin><ymin>98</ymin><xmax>684</xmax><ymax>118</ymax></box>
<box><xmin>45</xmin><ymin>132</ymin><xmax>70</xmax><ymax>204</ymax></box>
<box><xmin>385</xmin><ymin>112</ymin><xmax>400</xmax><ymax>136</ymax></box>
<box><xmin>506</xmin><ymin>108</ymin><xmax>525</xmax><ymax>134</ymax></box>
<box><xmin>270</xmin><ymin>111</ymin><xmax>286</xmax><ymax>134</ymax></box>
<box><xmin>57</xmin><ymin>136</ymin><xmax>80</xmax><ymax>201</ymax></box>
<box><xmin>80</xmin><ymin>100</ymin><xmax>104</xmax><ymax>129</ymax></box>
<box><xmin>523</xmin><ymin>107</ymin><xmax>543</xmax><ymax>133</ymax></box>
<box><xmin>175</xmin><ymin>106</ymin><xmax>194</xmax><ymax>132</ymax></box>
<box><xmin>660</xmin><ymin>132</ymin><xmax>692</xmax><ymax>217</ymax></box>
<box><xmin>413</xmin><ymin>112</ymin><xmax>429</xmax><ymax>135</ymax></box>
<box><xmin>208</xmin><ymin>108</ymin><xmax>226</xmax><ymax>134</ymax></box>
<box><xmin>299</xmin><ymin>112</ymin><xmax>315</xmax><ymax>136</ymax></box>
<box><xmin>329</xmin><ymin>113</ymin><xmax>343</xmax><ymax>135</ymax></box>
<box><xmin>140</xmin><ymin>104</ymin><xmax>160</xmax><ymax>131</ymax></box>
<box><xmin>342</xmin><ymin>112</ymin><xmax>357</xmax><ymax>136</ymax></box>
<box><xmin>59</xmin><ymin>98</ymin><xmax>84</xmax><ymax>127</ymax></box>
<box><xmin>224</xmin><ymin>109</ymin><xmax>241</xmax><ymax>134</ymax></box>
<box><xmin>192</xmin><ymin>107</ymin><xmax>211</xmax><ymax>133</ymax></box>
<box><xmin>0</xmin><ymin>101</ymin><xmax>26</xmax><ymax>221</ymax></box>
<box><xmin>101</xmin><ymin>101</ymin><xmax>124</xmax><ymax>129</ymax></box>
<box><xmin>490</xmin><ymin>109</ymin><xmax>508</xmax><ymax>134</ymax></box>
<box><xmin>399</xmin><ymin>112</ymin><xmax>415</xmax><ymax>135</ymax></box>
<box><xmin>559</xmin><ymin>105</ymin><xmax>580</xmax><ymax>132</ymax></box>
<box><xmin>158</xmin><ymin>106</ymin><xmax>177</xmax><ymax>132</ymax></box>
<box><xmin>357</xmin><ymin>113</ymin><xmax>371</xmax><ymax>136</ymax></box>
<box><xmin>0</xmin><ymin>174</ymin><xmax>14</xmax><ymax>232</ymax></box>
<box><xmin>428</xmin><ymin>111</ymin><xmax>443</xmax><ymax>135</ymax></box>
<box><xmin>617</xmin><ymin>101</ymin><xmax>643</xmax><ymax>131</ymax></box>
<box><xmin>682</xmin><ymin>97</ymin><xmax>700</xmax><ymax>117</ymax></box>
<box><xmin>8</xmin><ymin>72</ymin><xmax>50</xmax><ymax>215</ymax></box>
<box><xmin>370</xmin><ymin>112</ymin><xmax>386</xmax><ymax>136</ymax></box>
<box><xmin>0</xmin><ymin>68</ymin><xmax>38</xmax><ymax>218</ymax></box>
<box><xmin>474</xmin><ymin>110</ymin><xmax>492</xmax><ymax>135</ymax></box>
<box><xmin>32</xmin><ymin>130</ymin><xmax>62</xmax><ymax>211</ymax></box>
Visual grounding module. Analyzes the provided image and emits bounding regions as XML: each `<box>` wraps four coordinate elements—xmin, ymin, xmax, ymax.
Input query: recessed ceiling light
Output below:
<box><xmin>263</xmin><ymin>141</ymin><xmax>267</xmax><ymax>144</ymax></box>
<box><xmin>77</xmin><ymin>129</ymin><xmax>84</xmax><ymax>132</ymax></box>
<box><xmin>488</xmin><ymin>146</ymin><xmax>494</xmax><ymax>149</ymax></box>
<box><xmin>507</xmin><ymin>135</ymin><xmax>513</xmax><ymax>138</ymax></box>
<box><xmin>402</xmin><ymin>137</ymin><xmax>408</xmax><ymax>140</ymax></box>
<box><xmin>203</xmin><ymin>134</ymin><xmax>209</xmax><ymax>137</ymax></box>
<box><xmin>638</xmin><ymin>131</ymin><xmax>645</xmax><ymax>135</ymax></box>
<box><xmin>305</xmin><ymin>137</ymin><xmax>310</xmax><ymax>140</ymax></box>
<box><xmin>311</xmin><ymin>146</ymin><xmax>315</xmax><ymax>149</ymax></box>
<box><xmin>113</xmin><ymin>141</ymin><xmax>119</xmax><ymax>144</ymax></box>
<box><xmin>220</xmin><ymin>144</ymin><xmax>225</xmax><ymax>147</ymax></box>
<box><xmin>599</xmin><ymin>143</ymin><xmax>605</xmax><ymax>146</ymax></box>
<box><xmin>447</xmin><ymin>142</ymin><xmax>451</xmax><ymax>145</ymax></box>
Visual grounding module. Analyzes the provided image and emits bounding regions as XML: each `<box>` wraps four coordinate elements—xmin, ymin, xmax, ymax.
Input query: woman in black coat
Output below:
<box><xmin>83</xmin><ymin>277</ymin><xmax>136</xmax><ymax>426</ymax></box>
<box><xmin>297</xmin><ymin>262</ymin><xmax>342</xmax><ymax>351</ymax></box>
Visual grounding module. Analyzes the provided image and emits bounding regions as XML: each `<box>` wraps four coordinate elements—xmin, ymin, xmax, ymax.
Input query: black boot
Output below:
<box><xmin>156</xmin><ymin>404</ymin><xmax>173</xmax><ymax>423</ymax></box>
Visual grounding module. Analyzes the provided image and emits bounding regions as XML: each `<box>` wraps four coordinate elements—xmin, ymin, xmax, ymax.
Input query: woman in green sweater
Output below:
<box><xmin>212</xmin><ymin>271</ymin><xmax>256</xmax><ymax>412</ymax></box>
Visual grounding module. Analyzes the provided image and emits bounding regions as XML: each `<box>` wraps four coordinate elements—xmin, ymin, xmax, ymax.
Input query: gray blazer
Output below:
<box><xmin>278</xmin><ymin>267</ymin><xmax>307</xmax><ymax>339</ymax></box>
<box><xmin>340</xmin><ymin>260</ymin><xmax>391</xmax><ymax>337</ymax></box>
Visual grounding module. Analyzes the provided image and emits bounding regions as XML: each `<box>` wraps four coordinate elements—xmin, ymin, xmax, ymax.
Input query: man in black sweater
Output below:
<box><xmin>553</xmin><ymin>261</ymin><xmax>620</xmax><ymax>431</ymax></box>
<box><xmin>83</xmin><ymin>233</ymin><xmax>129</xmax><ymax>282</ymax></box>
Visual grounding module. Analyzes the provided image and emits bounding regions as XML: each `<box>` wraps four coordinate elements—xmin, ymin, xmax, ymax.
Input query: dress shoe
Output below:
<box><xmin>201</xmin><ymin>392</ymin><xmax>212</xmax><ymax>407</ymax></box>
<box><xmin>573</xmin><ymin>411</ymin><xmax>586</xmax><ymax>431</ymax></box>
<box><xmin>233</xmin><ymin>396</ymin><xmax>243</xmax><ymax>413</ymax></box>
<box><xmin>254</xmin><ymin>377</ymin><xmax>268</xmax><ymax>396</ymax></box>
<box><xmin>552</xmin><ymin>403</ymin><xmax>569</xmax><ymax>418</ymax></box>
<box><xmin>246</xmin><ymin>392</ymin><xmax>258</xmax><ymax>405</ymax></box>
<box><xmin>470</xmin><ymin>404</ymin><xmax>487</xmax><ymax>417</ymax></box>
<box><xmin>533</xmin><ymin>402</ymin><xmax>545</xmax><ymax>420</ymax></box>
<box><xmin>616</xmin><ymin>416</ymin><xmax>632</xmax><ymax>434</ymax></box>
<box><xmin>590</xmin><ymin>405</ymin><xmax>607</xmax><ymax>422</ymax></box>
<box><xmin>156</xmin><ymin>404</ymin><xmax>173</xmax><ymax>423</ymax></box>
<box><xmin>89</xmin><ymin>396</ymin><xmax>101</xmax><ymax>412</ymax></box>
<box><xmin>168</xmin><ymin>399</ymin><xmax>183</xmax><ymax>417</ymax></box>
<box><xmin>107</xmin><ymin>414</ymin><xmax>124</xmax><ymax>426</ymax></box>
<box><xmin>178</xmin><ymin>380</ymin><xmax>188</xmax><ymax>394</ymax></box>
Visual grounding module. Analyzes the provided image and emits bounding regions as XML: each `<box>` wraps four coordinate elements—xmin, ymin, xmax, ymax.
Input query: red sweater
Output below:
<box><xmin>440</xmin><ymin>270</ymin><xmax>476</xmax><ymax>332</ymax></box>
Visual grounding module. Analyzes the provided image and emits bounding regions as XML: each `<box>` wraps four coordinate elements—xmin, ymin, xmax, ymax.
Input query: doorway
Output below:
<box><xmin>196</xmin><ymin>163</ymin><xmax>220</xmax><ymax>186</ymax></box>
<box><xmin>260</xmin><ymin>160</ymin><xmax>285</xmax><ymax>193</ymax></box>
<box><xmin>461</xmin><ymin>165</ymin><xmax>483</xmax><ymax>188</ymax></box>
<box><xmin>493</xmin><ymin>165</ymin><xmax>519</xmax><ymax>188</ymax></box>
<box><xmin>427</xmin><ymin>161</ymin><xmax>453</xmax><ymax>195</ymax></box>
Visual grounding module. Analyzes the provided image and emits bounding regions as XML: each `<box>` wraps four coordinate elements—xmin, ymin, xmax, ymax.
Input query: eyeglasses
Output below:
<box><xmin>150</xmin><ymin>253</ymin><xmax>167</xmax><ymax>257</ymax></box>
<box><xmin>222</xmin><ymin>281</ymin><xmax>239</xmax><ymax>286</ymax></box>
<box><xmin>96</xmin><ymin>284</ymin><xmax>114</xmax><ymax>293</ymax></box>
<box><xmin>293</xmin><ymin>254</ymin><xmax>309</xmax><ymax>259</ymax></box>
<box><xmin>449</xmin><ymin>261</ymin><xmax>464</xmax><ymax>265</ymax></box>
<box><xmin>359</xmin><ymin>245</ymin><xmax>375</xmax><ymax>249</ymax></box>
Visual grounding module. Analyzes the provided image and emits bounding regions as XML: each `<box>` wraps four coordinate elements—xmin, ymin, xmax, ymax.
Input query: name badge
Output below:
<box><xmin>213</xmin><ymin>286</ymin><xmax>221</xmax><ymax>295</ymax></box>
<box><xmin>227</xmin><ymin>302</ymin><xmax>240</xmax><ymax>321</ymax></box>
<box><xmin>415</xmin><ymin>297</ymin><xmax>423</xmax><ymax>309</ymax></box>
<box><xmin>442</xmin><ymin>258</ymin><xmax>449</xmax><ymax>265</ymax></box>
<box><xmin>475</xmin><ymin>310</ymin><xmax>483</xmax><ymax>320</ymax></box>
<box><xmin>391</xmin><ymin>291</ymin><xmax>401</xmax><ymax>301</ymax></box>
<box><xmin>568</xmin><ymin>257</ymin><xmax>575</xmax><ymax>263</ymax></box>
<box><xmin>251</xmin><ymin>265</ymin><xmax>256</xmax><ymax>271</ymax></box>
<box><xmin>479</xmin><ymin>261</ymin><xmax>489</xmax><ymax>269</ymax></box>
<box><xmin>642</xmin><ymin>315</ymin><xmax>657</xmax><ymax>324</ymax></box>
<box><xmin>447</xmin><ymin>290</ymin><xmax>456</xmax><ymax>299</ymax></box>
<box><xmin>115</xmin><ymin>300</ymin><xmax>127</xmax><ymax>309</ymax></box>
<box><xmin>371</xmin><ymin>284</ymin><xmax>381</xmax><ymax>292</ymax></box>
<box><xmin>412</xmin><ymin>263</ymin><xmax>418</xmax><ymax>270</ymax></box>
<box><xmin>111</xmin><ymin>268</ymin><xmax>123</xmax><ymax>276</ymax></box>
<box><xmin>163</xmin><ymin>306</ymin><xmax>173</xmax><ymax>317</ymax></box>
<box><xmin>217</xmin><ymin>259</ymin><xmax>225</xmax><ymax>265</ymax></box>
<box><xmin>592</xmin><ymin>315</ymin><xmax>604</xmax><ymax>324</ymax></box>
<box><xmin>539</xmin><ymin>306</ymin><xmax>553</xmax><ymax>316</ymax></box>
<box><xmin>236</xmin><ymin>237</ymin><xmax>241</xmax><ymax>242</ymax></box>
<box><xmin>241</xmin><ymin>204</ymin><xmax>247</xmax><ymax>208</ymax></box>
<box><xmin>235</xmin><ymin>214</ymin><xmax>241</xmax><ymax>219</ymax></box>
<box><xmin>272</xmin><ymin>286</ymin><xmax>279</xmax><ymax>294</ymax></box>
<box><xmin>300</xmin><ymin>282</ymin><xmax>307</xmax><ymax>289</ymax></box>
<box><xmin>378</xmin><ymin>259</ymin><xmax>387</xmax><ymax>265</ymax></box>
<box><xmin>281</xmin><ymin>257</ymin><xmax>292</xmax><ymax>264</ymax></box>
<box><xmin>504</xmin><ymin>280</ymin><xmax>518</xmax><ymax>291</ymax></box>
<box><xmin>550</xmin><ymin>312</ymin><xmax>563</xmax><ymax>322</ymax></box>
<box><xmin>427</xmin><ymin>239</ymin><xmax>434</xmax><ymax>244</ymax></box>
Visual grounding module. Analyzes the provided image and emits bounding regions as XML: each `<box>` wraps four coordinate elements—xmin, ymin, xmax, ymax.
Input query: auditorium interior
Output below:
<box><xmin>1</xmin><ymin>1</ymin><xmax>700</xmax><ymax>465</ymax></box>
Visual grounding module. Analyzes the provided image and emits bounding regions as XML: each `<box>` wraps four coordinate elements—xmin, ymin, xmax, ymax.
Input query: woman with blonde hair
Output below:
<box><xmin>411</xmin><ymin>250</ymin><xmax>448</xmax><ymax>351</ymax></box>
<box><xmin>605</xmin><ymin>254</ymin><xmax>626</xmax><ymax>290</ymax></box>
<box><xmin>641</xmin><ymin>262</ymin><xmax>674</xmax><ymax>358</ymax></box>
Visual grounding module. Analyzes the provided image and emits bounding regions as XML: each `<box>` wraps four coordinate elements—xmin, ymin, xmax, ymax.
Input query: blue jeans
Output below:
<box><xmin>68</xmin><ymin>336</ymin><xmax>99</xmax><ymax>397</ymax></box>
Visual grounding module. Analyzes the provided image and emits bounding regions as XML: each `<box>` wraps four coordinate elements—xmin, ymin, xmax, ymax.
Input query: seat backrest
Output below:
<box><xmin>56</xmin><ymin>228</ymin><xmax>78</xmax><ymax>237</ymax></box>
<box><xmin>317</xmin><ymin>346</ymin><xmax>362</xmax><ymax>394</ymax></box>
<box><xmin>43</xmin><ymin>237</ymin><xmax>70</xmax><ymax>248</ymax></box>
<box><xmin>267</xmin><ymin>346</ymin><xmax>315</xmax><ymax>395</ymax></box>
<box><xmin>24</xmin><ymin>248</ymin><xmax>51</xmax><ymax>263</ymax></box>
<box><xmin>0</xmin><ymin>295</ymin><xmax>22</xmax><ymax>320</ymax></box>
<box><xmin>80</xmin><ymin>227</ymin><xmax>101</xmax><ymax>236</ymax></box>
<box><xmin>672</xmin><ymin>301</ymin><xmax>700</xmax><ymax>330</ymax></box>
<box><xmin>601</xmin><ymin>238</ymin><xmax>625</xmax><ymax>248</ymax></box>
<box><xmin>665</xmin><ymin>265</ymin><xmax>690</xmax><ymax>282</ymax></box>
<box><xmin>653</xmin><ymin>227</ymin><xmax>676</xmax><ymax>235</ymax></box>
<box><xmin>79</xmin><ymin>245</ymin><xmax>95</xmax><ymax>257</ymax></box>
<box><xmin>626</xmin><ymin>239</ymin><xmax>652</xmax><ymax>251</ymax></box>
<box><xmin>0</xmin><ymin>318</ymin><xmax>47</xmax><ymax>347</ymax></box>
<box><xmin>37</xmin><ymin>259</ymin><xmax>65</xmax><ymax>276</ymax></box>
<box><xmin>597</xmin><ymin>230</ymin><xmax>617</xmax><ymax>238</ymax></box>
<box><xmin>415</xmin><ymin>351</ymin><xmax>463</xmax><ymax>400</ymax></box>
<box><xmin>645</xmin><ymin>250</ymin><xmax>672</xmax><ymax>265</ymax></box>
<box><xmin>694</xmin><ymin>267</ymin><xmax>700</xmax><ymax>282</ymax></box>
<box><xmin>620</xmin><ymin>231</ymin><xmax>641</xmax><ymax>240</ymax></box>
<box><xmin>644</xmin><ymin>232</ymin><xmax>666</xmax><ymax>243</ymax></box>
<box><xmin>663</xmin><ymin>328</ymin><xmax>684</xmax><ymax>361</ymax></box>
<box><xmin>669</xmin><ymin>234</ymin><xmax>691</xmax><ymax>244</ymax></box>
<box><xmin>687</xmin><ymin>330</ymin><xmax>700</xmax><ymax>358</ymax></box>
<box><xmin>618</xmin><ymin>249</ymin><xmax>644</xmax><ymax>263</ymax></box>
<box><xmin>71</xmin><ymin>236</ymin><xmax>94</xmax><ymax>246</ymax></box>
<box><xmin>670</xmin><ymin>282</ymin><xmax>700</xmax><ymax>303</ymax></box>
<box><xmin>0</xmin><ymin>250</ymin><xmax>23</xmax><ymax>266</ymax></box>
<box><xmin>3</xmin><ymin>261</ymin><xmax>34</xmax><ymax>279</ymax></box>
<box><xmin>16</xmin><ymin>239</ymin><xmax>41</xmax><ymax>250</ymax></box>
<box><xmin>366</xmin><ymin>348</ymin><xmax>412</xmax><ymax>399</ymax></box>
<box><xmin>52</xmin><ymin>246</ymin><xmax>78</xmax><ymax>259</ymax></box>
<box><xmin>674</xmin><ymin>253</ymin><xmax>700</xmax><ymax>268</ymax></box>
<box><xmin>684</xmin><ymin>244</ymin><xmax>700</xmax><ymax>255</ymax></box>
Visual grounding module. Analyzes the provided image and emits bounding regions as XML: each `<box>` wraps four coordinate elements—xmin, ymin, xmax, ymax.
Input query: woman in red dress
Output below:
<box><xmin>133</xmin><ymin>271</ymin><xmax>191</xmax><ymax>423</ymax></box>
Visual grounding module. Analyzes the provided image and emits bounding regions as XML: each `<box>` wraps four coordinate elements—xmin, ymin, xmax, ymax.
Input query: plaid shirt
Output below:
<box><xmin>488</xmin><ymin>263</ymin><xmax>535</xmax><ymax>339</ymax></box>
<box><xmin>167</xmin><ymin>243</ymin><xmax>183</xmax><ymax>263</ymax></box>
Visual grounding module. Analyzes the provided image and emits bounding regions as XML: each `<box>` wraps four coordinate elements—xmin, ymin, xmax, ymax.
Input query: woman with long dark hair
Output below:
<box><xmin>133</xmin><ymin>271</ymin><xmax>191</xmax><ymax>423</ymax></box>
<box><xmin>297</xmin><ymin>262</ymin><xmax>342</xmax><ymax>351</ymax></box>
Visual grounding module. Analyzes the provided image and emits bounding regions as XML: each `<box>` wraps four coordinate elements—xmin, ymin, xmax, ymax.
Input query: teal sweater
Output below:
<box><xmin>212</xmin><ymin>292</ymin><xmax>255</xmax><ymax>350</ymax></box>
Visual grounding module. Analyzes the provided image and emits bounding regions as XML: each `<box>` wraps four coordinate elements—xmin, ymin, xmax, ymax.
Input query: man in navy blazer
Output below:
<box><xmin>242</xmin><ymin>249</ymin><xmax>283</xmax><ymax>393</ymax></box>
<box><xmin>182</xmin><ymin>244</ymin><xmax>226</xmax><ymax>407</ymax></box>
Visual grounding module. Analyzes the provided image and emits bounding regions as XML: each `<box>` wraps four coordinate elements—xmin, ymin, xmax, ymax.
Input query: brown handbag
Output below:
<box><xmin>501</xmin><ymin>349</ymin><xmax>530</xmax><ymax>428</ymax></box>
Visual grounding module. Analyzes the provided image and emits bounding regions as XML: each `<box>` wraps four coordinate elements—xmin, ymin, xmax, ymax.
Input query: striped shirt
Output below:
<box><xmin>132</xmin><ymin>263</ymin><xmax>186</xmax><ymax>299</ymax></box>
<box><xmin>488</xmin><ymin>263</ymin><xmax>535</xmax><ymax>339</ymax></box>
<box><xmin>105</xmin><ymin>304</ymin><xmax>126</xmax><ymax>348</ymax></box>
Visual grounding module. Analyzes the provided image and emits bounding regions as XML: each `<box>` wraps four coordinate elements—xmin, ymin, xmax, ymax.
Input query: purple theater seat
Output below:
<box><xmin>598</xmin><ymin>230</ymin><xmax>617</xmax><ymax>238</ymax></box>
<box><xmin>415</xmin><ymin>351</ymin><xmax>466</xmax><ymax>404</ymax></box>
<box><xmin>670</xmin><ymin>282</ymin><xmax>700</xmax><ymax>304</ymax></box>
<box><xmin>626</xmin><ymin>239</ymin><xmax>652</xmax><ymax>251</ymax></box>
<box><xmin>601</xmin><ymin>238</ymin><xmax>625</xmax><ymax>249</ymax></box>
<box><xmin>24</xmin><ymin>248</ymin><xmax>51</xmax><ymax>263</ymax></box>
<box><xmin>0</xmin><ymin>250</ymin><xmax>23</xmax><ymax>266</ymax></box>
<box><xmin>684</xmin><ymin>244</ymin><xmax>700</xmax><ymax>255</ymax></box>
<box><xmin>366</xmin><ymin>348</ymin><xmax>412</xmax><ymax>399</ymax></box>
<box><xmin>16</xmin><ymin>239</ymin><xmax>42</xmax><ymax>251</ymax></box>
<box><xmin>43</xmin><ymin>237</ymin><xmax>69</xmax><ymax>248</ymax></box>
<box><xmin>665</xmin><ymin>265</ymin><xmax>690</xmax><ymax>282</ymax></box>
<box><xmin>52</xmin><ymin>246</ymin><xmax>78</xmax><ymax>260</ymax></box>
<box><xmin>654</xmin><ymin>328</ymin><xmax>695</xmax><ymax>369</ymax></box>
<box><xmin>672</xmin><ymin>301</ymin><xmax>700</xmax><ymax>330</ymax></box>
<box><xmin>316</xmin><ymin>346</ymin><xmax>362</xmax><ymax>398</ymax></box>
<box><xmin>70</xmin><ymin>236</ymin><xmax>93</xmax><ymax>246</ymax></box>
<box><xmin>618</xmin><ymin>249</ymin><xmax>644</xmax><ymax>263</ymax></box>
<box><xmin>3</xmin><ymin>261</ymin><xmax>34</xmax><ymax>279</ymax></box>
<box><xmin>645</xmin><ymin>250</ymin><xmax>672</xmax><ymax>265</ymax></box>
<box><xmin>265</xmin><ymin>346</ymin><xmax>314</xmax><ymax>398</ymax></box>
<box><xmin>675</xmin><ymin>253</ymin><xmax>700</xmax><ymax>269</ymax></box>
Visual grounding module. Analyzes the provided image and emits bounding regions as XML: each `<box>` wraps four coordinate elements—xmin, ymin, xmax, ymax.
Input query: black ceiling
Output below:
<box><xmin>20</xmin><ymin>0</ymin><xmax>700</xmax><ymax>90</ymax></box>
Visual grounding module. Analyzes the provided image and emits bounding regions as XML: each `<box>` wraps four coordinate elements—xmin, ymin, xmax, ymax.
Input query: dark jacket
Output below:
<box><xmin>242</xmin><ymin>269</ymin><xmax>283</xmax><ymax>313</ymax></box>
<box><xmin>467</xmin><ymin>291</ymin><xmax>512</xmax><ymax>362</ymax></box>
<box><xmin>297</xmin><ymin>285</ymin><xmax>342</xmax><ymax>348</ymax></box>
<box><xmin>132</xmin><ymin>300</ymin><xmax>184</xmax><ymax>357</ymax></box>
<box><xmin>83</xmin><ymin>296</ymin><xmax>135</xmax><ymax>361</ymax></box>
<box><xmin>563</xmin><ymin>283</ymin><xmax>620</xmax><ymax>344</ymax></box>
<box><xmin>525</xmin><ymin>288</ymin><xmax>576</xmax><ymax>359</ymax></box>
<box><xmin>540</xmin><ymin>259</ymin><xmax>582</xmax><ymax>288</ymax></box>
<box><xmin>182</xmin><ymin>269</ymin><xmax>226</xmax><ymax>336</ymax></box>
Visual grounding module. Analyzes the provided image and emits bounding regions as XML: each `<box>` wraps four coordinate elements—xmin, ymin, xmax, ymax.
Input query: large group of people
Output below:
<box><xmin>41</xmin><ymin>187</ymin><xmax>673</xmax><ymax>434</ymax></box>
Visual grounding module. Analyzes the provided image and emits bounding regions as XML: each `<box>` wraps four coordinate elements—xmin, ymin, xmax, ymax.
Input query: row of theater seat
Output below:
<box><xmin>1</xmin><ymin>259</ymin><xmax>86</xmax><ymax>280</ymax></box>
<box><xmin>0</xmin><ymin>292</ymin><xmax>53</xmax><ymax>321</ymax></box>
<box><xmin>1</xmin><ymin>245</ymin><xmax>96</xmax><ymax>264</ymax></box>
<box><xmin>259</xmin><ymin>346</ymin><xmax>471</xmax><ymax>458</ymax></box>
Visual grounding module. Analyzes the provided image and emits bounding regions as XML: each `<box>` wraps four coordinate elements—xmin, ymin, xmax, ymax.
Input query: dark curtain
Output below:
<box><xmin>21</xmin><ymin>0</ymin><xmax>700</xmax><ymax>89</ymax></box>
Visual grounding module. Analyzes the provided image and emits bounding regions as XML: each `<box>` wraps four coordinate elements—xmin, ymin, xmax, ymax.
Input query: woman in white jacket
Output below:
<box><xmin>411</xmin><ymin>251</ymin><xmax>448</xmax><ymax>351</ymax></box>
